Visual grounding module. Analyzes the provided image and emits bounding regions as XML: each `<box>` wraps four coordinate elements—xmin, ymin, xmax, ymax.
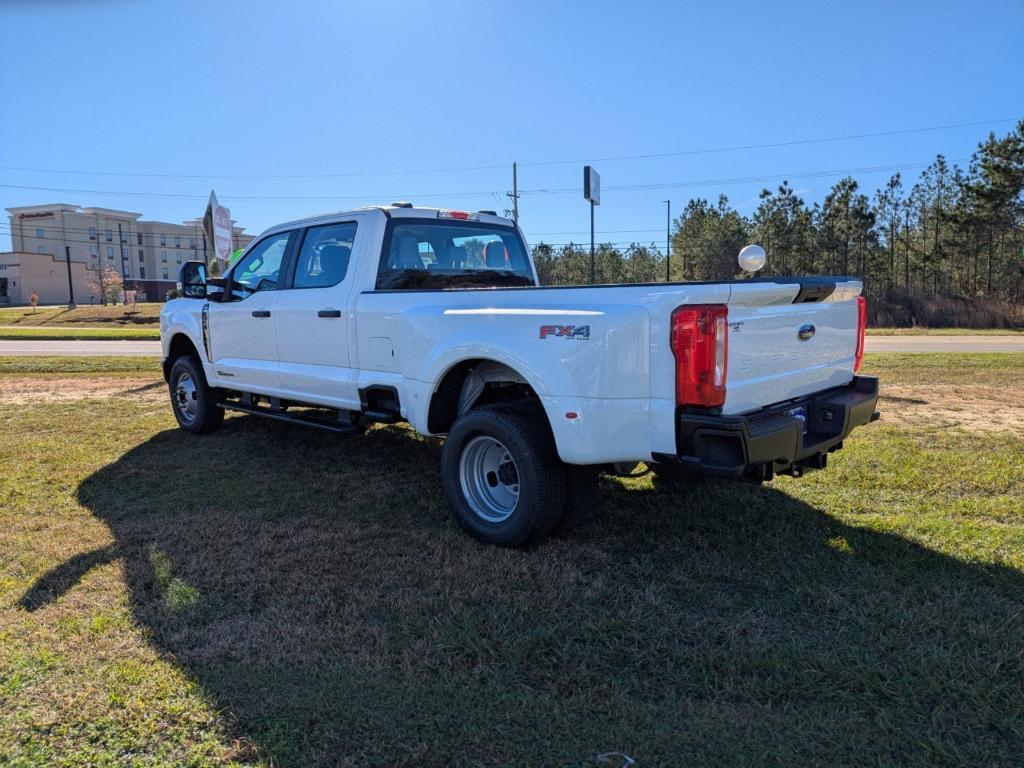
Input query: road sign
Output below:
<box><xmin>584</xmin><ymin>166</ymin><xmax>600</xmax><ymax>206</ymax></box>
<box><xmin>203</xmin><ymin>191</ymin><xmax>233</xmax><ymax>267</ymax></box>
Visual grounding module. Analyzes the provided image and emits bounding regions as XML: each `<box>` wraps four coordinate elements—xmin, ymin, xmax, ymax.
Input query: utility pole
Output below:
<box><xmin>118</xmin><ymin>222</ymin><xmax>127</xmax><ymax>286</ymax></box>
<box><xmin>64</xmin><ymin>245</ymin><xmax>76</xmax><ymax>308</ymax></box>
<box><xmin>664</xmin><ymin>200</ymin><xmax>671</xmax><ymax>282</ymax></box>
<box><xmin>506</xmin><ymin>162</ymin><xmax>520</xmax><ymax>224</ymax></box>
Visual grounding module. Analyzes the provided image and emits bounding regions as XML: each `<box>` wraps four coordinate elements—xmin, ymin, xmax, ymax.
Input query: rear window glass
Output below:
<box><xmin>376</xmin><ymin>220</ymin><xmax>534</xmax><ymax>289</ymax></box>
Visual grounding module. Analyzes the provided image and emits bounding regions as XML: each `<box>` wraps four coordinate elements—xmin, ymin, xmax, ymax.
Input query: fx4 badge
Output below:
<box><xmin>539</xmin><ymin>324</ymin><xmax>591</xmax><ymax>340</ymax></box>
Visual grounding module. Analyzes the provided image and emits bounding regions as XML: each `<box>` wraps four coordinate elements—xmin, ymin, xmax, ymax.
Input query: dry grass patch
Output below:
<box><xmin>0</xmin><ymin>304</ymin><xmax>162</xmax><ymax>327</ymax></box>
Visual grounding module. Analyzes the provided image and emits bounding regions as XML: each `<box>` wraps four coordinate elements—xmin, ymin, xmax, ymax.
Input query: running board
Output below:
<box><xmin>218</xmin><ymin>400</ymin><xmax>359</xmax><ymax>434</ymax></box>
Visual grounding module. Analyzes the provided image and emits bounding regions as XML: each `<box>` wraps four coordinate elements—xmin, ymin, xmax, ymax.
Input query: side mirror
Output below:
<box><xmin>177</xmin><ymin>261</ymin><xmax>207</xmax><ymax>299</ymax></box>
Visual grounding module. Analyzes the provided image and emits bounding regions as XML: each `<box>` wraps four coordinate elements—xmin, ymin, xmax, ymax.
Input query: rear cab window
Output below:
<box><xmin>376</xmin><ymin>217</ymin><xmax>535</xmax><ymax>290</ymax></box>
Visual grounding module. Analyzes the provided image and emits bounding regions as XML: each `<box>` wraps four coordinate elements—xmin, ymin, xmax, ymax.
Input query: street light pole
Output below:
<box><xmin>664</xmin><ymin>200</ymin><xmax>671</xmax><ymax>282</ymax></box>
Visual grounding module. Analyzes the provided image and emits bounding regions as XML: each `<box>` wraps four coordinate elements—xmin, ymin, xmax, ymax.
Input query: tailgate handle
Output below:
<box><xmin>251</xmin><ymin>310</ymin><xmax>271</xmax><ymax>318</ymax></box>
<box><xmin>318</xmin><ymin>309</ymin><xmax>342</xmax><ymax>318</ymax></box>
<box><xmin>793</xmin><ymin>281</ymin><xmax>836</xmax><ymax>303</ymax></box>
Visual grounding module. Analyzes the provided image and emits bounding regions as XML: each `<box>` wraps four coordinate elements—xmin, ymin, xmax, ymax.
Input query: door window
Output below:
<box><xmin>293</xmin><ymin>222</ymin><xmax>358</xmax><ymax>289</ymax></box>
<box><xmin>228</xmin><ymin>231</ymin><xmax>290</xmax><ymax>300</ymax></box>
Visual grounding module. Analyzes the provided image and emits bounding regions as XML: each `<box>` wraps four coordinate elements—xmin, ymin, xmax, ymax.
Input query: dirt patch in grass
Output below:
<box><xmin>879</xmin><ymin>383</ymin><xmax>1024</xmax><ymax>433</ymax></box>
<box><xmin>0</xmin><ymin>375</ymin><xmax>166</xmax><ymax>405</ymax></box>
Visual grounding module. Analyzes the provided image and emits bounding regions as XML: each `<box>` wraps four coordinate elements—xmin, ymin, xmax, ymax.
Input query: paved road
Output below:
<box><xmin>1</xmin><ymin>336</ymin><xmax>1022</xmax><ymax>358</ymax></box>
<box><xmin>0</xmin><ymin>340</ymin><xmax>162</xmax><ymax>356</ymax></box>
<box><xmin>865</xmin><ymin>336</ymin><xmax>1024</xmax><ymax>353</ymax></box>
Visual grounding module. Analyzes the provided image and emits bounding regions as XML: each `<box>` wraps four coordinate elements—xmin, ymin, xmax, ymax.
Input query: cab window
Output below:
<box><xmin>228</xmin><ymin>231</ymin><xmax>290</xmax><ymax>300</ymax></box>
<box><xmin>293</xmin><ymin>222</ymin><xmax>357</xmax><ymax>289</ymax></box>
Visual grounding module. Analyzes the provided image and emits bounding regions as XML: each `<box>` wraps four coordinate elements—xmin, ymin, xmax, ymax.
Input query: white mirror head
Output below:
<box><xmin>738</xmin><ymin>244</ymin><xmax>767</xmax><ymax>273</ymax></box>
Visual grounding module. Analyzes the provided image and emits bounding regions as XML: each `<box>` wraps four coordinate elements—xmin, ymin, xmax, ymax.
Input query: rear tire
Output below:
<box><xmin>441</xmin><ymin>404</ymin><xmax>566</xmax><ymax>547</ymax></box>
<box><xmin>168</xmin><ymin>355</ymin><xmax>224</xmax><ymax>434</ymax></box>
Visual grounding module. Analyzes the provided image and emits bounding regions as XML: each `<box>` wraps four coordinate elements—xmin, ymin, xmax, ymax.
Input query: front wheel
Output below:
<box><xmin>168</xmin><ymin>355</ymin><xmax>224</xmax><ymax>434</ymax></box>
<box><xmin>441</xmin><ymin>405</ymin><xmax>566</xmax><ymax>547</ymax></box>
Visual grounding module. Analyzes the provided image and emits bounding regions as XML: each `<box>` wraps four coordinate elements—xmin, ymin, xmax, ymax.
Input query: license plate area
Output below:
<box><xmin>788</xmin><ymin>405</ymin><xmax>809</xmax><ymax>434</ymax></box>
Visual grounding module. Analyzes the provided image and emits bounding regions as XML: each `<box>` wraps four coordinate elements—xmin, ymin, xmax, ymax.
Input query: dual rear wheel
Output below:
<box><xmin>441</xmin><ymin>404</ymin><xmax>597</xmax><ymax>547</ymax></box>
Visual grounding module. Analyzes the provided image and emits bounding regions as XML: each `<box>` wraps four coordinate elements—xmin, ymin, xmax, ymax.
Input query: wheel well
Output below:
<box><xmin>163</xmin><ymin>333</ymin><xmax>201</xmax><ymax>381</ymax></box>
<box><xmin>427</xmin><ymin>359</ymin><xmax>541</xmax><ymax>434</ymax></box>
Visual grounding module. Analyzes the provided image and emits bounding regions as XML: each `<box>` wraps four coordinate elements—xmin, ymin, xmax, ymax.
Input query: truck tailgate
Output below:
<box><xmin>724</xmin><ymin>279</ymin><xmax>862</xmax><ymax>415</ymax></box>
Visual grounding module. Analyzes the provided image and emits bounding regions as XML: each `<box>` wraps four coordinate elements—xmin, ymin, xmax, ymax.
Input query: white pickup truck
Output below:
<box><xmin>161</xmin><ymin>204</ymin><xmax>878</xmax><ymax>546</ymax></box>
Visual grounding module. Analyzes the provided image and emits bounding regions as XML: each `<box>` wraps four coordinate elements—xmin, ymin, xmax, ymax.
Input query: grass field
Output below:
<box><xmin>0</xmin><ymin>326</ymin><xmax>160</xmax><ymax>340</ymax></box>
<box><xmin>0</xmin><ymin>304</ymin><xmax>162</xmax><ymax>327</ymax></box>
<box><xmin>1</xmin><ymin>353</ymin><xmax>1022</xmax><ymax>766</ymax></box>
<box><xmin>865</xmin><ymin>326</ymin><xmax>1023</xmax><ymax>335</ymax></box>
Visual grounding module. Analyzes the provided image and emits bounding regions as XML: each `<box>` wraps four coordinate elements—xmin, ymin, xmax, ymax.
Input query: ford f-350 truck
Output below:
<box><xmin>161</xmin><ymin>204</ymin><xmax>878</xmax><ymax>546</ymax></box>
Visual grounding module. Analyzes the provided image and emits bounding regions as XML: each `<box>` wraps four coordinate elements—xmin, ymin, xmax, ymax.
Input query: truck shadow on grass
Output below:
<box><xmin>25</xmin><ymin>414</ymin><xmax>1024</xmax><ymax>766</ymax></box>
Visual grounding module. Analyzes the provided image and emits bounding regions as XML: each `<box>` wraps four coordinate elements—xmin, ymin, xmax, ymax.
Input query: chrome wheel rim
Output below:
<box><xmin>174</xmin><ymin>372</ymin><xmax>199</xmax><ymax>424</ymax></box>
<box><xmin>458</xmin><ymin>435</ymin><xmax>520</xmax><ymax>523</ymax></box>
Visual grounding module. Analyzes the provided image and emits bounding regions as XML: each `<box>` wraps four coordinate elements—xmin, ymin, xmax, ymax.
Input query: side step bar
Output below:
<box><xmin>218</xmin><ymin>400</ymin><xmax>360</xmax><ymax>434</ymax></box>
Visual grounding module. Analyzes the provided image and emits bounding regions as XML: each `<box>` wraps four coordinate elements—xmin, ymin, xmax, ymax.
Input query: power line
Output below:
<box><xmin>0</xmin><ymin>118</ymin><xmax>1010</xmax><ymax>181</ymax></box>
<box><xmin>520</xmin><ymin>159</ymin><xmax>970</xmax><ymax>195</ymax></box>
<box><xmin>0</xmin><ymin>182</ymin><xmax>503</xmax><ymax>203</ymax></box>
<box><xmin>0</xmin><ymin>157</ymin><xmax>968</xmax><ymax>206</ymax></box>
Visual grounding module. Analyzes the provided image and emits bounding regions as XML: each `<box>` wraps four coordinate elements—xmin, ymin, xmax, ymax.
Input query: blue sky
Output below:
<box><xmin>1</xmin><ymin>0</ymin><xmax>1021</xmax><ymax>251</ymax></box>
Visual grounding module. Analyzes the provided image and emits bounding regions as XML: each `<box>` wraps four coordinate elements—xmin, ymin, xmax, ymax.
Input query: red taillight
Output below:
<box><xmin>671</xmin><ymin>304</ymin><xmax>728</xmax><ymax>408</ymax></box>
<box><xmin>854</xmin><ymin>295</ymin><xmax>867</xmax><ymax>372</ymax></box>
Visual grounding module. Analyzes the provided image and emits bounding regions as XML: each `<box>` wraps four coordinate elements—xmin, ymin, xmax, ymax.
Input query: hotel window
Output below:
<box><xmin>176</xmin><ymin>252</ymin><xmax>182</xmax><ymax>263</ymax></box>
<box><xmin>137</xmin><ymin>233</ymin><xmax>143</xmax><ymax>245</ymax></box>
<box><xmin>175</xmin><ymin>236</ymin><xmax>181</xmax><ymax>248</ymax></box>
<box><xmin>89</xmin><ymin>227</ymin><xmax>96</xmax><ymax>240</ymax></box>
<box><xmin>35</xmin><ymin>227</ymin><xmax>44</xmax><ymax>238</ymax></box>
<box><xmin>120</xmin><ymin>230</ymin><xmax>127</xmax><ymax>243</ymax></box>
<box><xmin>162</xmin><ymin>268</ymin><xmax>169</xmax><ymax>279</ymax></box>
<box><xmin>140</xmin><ymin>267</ymin><xmax>145</xmax><ymax>278</ymax></box>
<box><xmin>105</xmin><ymin>229</ymin><xmax>112</xmax><ymax>242</ymax></box>
<box><xmin>161</xmin><ymin>250</ymin><xmax>167</xmax><ymax>262</ymax></box>
<box><xmin>160</xmin><ymin>234</ymin><xmax>167</xmax><ymax>246</ymax></box>
<box><xmin>90</xmin><ymin>246</ymin><xmax>98</xmax><ymax>258</ymax></box>
<box><xmin>138</xmin><ymin>250</ymin><xmax>144</xmax><ymax>262</ymax></box>
<box><xmin>122</xmin><ymin>247</ymin><xmax>129</xmax><ymax>260</ymax></box>
<box><xmin>107</xmin><ymin>247</ymin><xmax>114</xmax><ymax>259</ymax></box>
<box><xmin>189</xmin><ymin>238</ymin><xmax>195</xmax><ymax>249</ymax></box>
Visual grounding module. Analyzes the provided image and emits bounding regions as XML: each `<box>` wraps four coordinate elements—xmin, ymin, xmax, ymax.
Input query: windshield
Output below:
<box><xmin>376</xmin><ymin>219</ymin><xmax>535</xmax><ymax>290</ymax></box>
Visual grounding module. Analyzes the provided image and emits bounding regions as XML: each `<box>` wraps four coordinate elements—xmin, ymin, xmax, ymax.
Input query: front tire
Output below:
<box><xmin>441</xmin><ymin>405</ymin><xmax>566</xmax><ymax>547</ymax></box>
<box><xmin>168</xmin><ymin>355</ymin><xmax>224</xmax><ymax>434</ymax></box>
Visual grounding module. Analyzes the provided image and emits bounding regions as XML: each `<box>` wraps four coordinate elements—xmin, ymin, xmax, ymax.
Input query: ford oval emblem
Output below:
<box><xmin>798</xmin><ymin>323</ymin><xmax>816</xmax><ymax>341</ymax></box>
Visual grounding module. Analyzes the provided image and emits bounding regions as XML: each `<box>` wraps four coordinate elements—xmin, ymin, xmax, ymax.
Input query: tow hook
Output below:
<box><xmin>780</xmin><ymin>452</ymin><xmax>828</xmax><ymax>478</ymax></box>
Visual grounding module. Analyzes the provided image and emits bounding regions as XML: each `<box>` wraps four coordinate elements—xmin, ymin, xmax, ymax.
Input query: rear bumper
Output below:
<box><xmin>652</xmin><ymin>375</ymin><xmax>880</xmax><ymax>479</ymax></box>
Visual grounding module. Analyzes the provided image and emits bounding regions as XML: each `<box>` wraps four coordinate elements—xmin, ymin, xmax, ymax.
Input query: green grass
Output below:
<box><xmin>866</xmin><ymin>326</ymin><xmax>1024</xmax><ymax>335</ymax></box>
<box><xmin>1</xmin><ymin>355</ymin><xmax>1022</xmax><ymax>766</ymax></box>
<box><xmin>0</xmin><ymin>326</ymin><xmax>160</xmax><ymax>341</ymax></box>
<box><xmin>0</xmin><ymin>356</ymin><xmax>161</xmax><ymax>376</ymax></box>
<box><xmin>860</xmin><ymin>351</ymin><xmax>1022</xmax><ymax>386</ymax></box>
<box><xmin>0</xmin><ymin>304</ymin><xmax>162</xmax><ymax>327</ymax></box>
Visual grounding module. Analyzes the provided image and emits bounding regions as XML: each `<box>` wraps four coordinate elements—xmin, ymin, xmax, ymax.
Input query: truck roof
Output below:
<box><xmin>264</xmin><ymin>204</ymin><xmax>516</xmax><ymax>236</ymax></box>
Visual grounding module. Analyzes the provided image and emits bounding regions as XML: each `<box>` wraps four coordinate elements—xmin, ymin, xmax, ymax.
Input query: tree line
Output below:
<box><xmin>533</xmin><ymin>120</ymin><xmax>1024</xmax><ymax>326</ymax></box>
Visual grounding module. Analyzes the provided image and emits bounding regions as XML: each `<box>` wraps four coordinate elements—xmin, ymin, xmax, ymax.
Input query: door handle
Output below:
<box><xmin>317</xmin><ymin>309</ymin><xmax>342</xmax><ymax>318</ymax></box>
<box><xmin>251</xmin><ymin>310</ymin><xmax>271</xmax><ymax>318</ymax></box>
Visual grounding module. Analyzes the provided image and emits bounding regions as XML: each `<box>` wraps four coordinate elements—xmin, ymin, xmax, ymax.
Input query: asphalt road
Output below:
<box><xmin>0</xmin><ymin>340</ymin><xmax>162</xmax><ymax>357</ymax></box>
<box><xmin>0</xmin><ymin>336</ymin><xmax>1022</xmax><ymax>358</ymax></box>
